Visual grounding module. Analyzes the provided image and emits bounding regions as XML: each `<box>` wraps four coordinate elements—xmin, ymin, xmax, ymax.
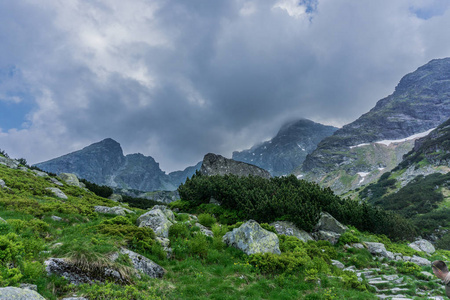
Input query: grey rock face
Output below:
<box><xmin>195</xmin><ymin>223</ymin><xmax>214</xmax><ymax>238</ymax></box>
<box><xmin>233</xmin><ymin>119</ymin><xmax>337</xmax><ymax>176</ymax></box>
<box><xmin>313</xmin><ymin>230</ymin><xmax>341</xmax><ymax>245</ymax></box>
<box><xmin>222</xmin><ymin>220</ymin><xmax>281</xmax><ymax>255</ymax></box>
<box><xmin>48</xmin><ymin>177</ymin><xmax>64</xmax><ymax>186</ymax></box>
<box><xmin>270</xmin><ymin>221</ymin><xmax>313</xmax><ymax>242</ymax></box>
<box><xmin>119</xmin><ymin>248</ymin><xmax>165</xmax><ymax>278</ymax></box>
<box><xmin>410</xmin><ymin>255</ymin><xmax>430</xmax><ymax>266</ymax></box>
<box><xmin>31</xmin><ymin>170</ymin><xmax>48</xmax><ymax>177</ymax></box>
<box><xmin>46</xmin><ymin>187</ymin><xmax>68</xmax><ymax>199</ymax></box>
<box><xmin>94</xmin><ymin>206</ymin><xmax>134</xmax><ymax>216</ymax></box>
<box><xmin>0</xmin><ymin>156</ymin><xmax>20</xmax><ymax>169</ymax></box>
<box><xmin>314</xmin><ymin>212</ymin><xmax>348</xmax><ymax>234</ymax></box>
<box><xmin>0</xmin><ymin>287</ymin><xmax>45</xmax><ymax>300</ymax></box>
<box><xmin>408</xmin><ymin>239</ymin><xmax>435</xmax><ymax>254</ymax></box>
<box><xmin>200</xmin><ymin>153</ymin><xmax>271</xmax><ymax>179</ymax></box>
<box><xmin>137</xmin><ymin>206</ymin><xmax>175</xmax><ymax>238</ymax></box>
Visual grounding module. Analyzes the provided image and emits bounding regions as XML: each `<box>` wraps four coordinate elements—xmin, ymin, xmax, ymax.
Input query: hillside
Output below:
<box><xmin>232</xmin><ymin>119</ymin><xmax>337</xmax><ymax>176</ymax></box>
<box><xmin>298</xmin><ymin>58</ymin><xmax>450</xmax><ymax>194</ymax></box>
<box><xmin>34</xmin><ymin>138</ymin><xmax>201</xmax><ymax>192</ymax></box>
<box><xmin>2</xmin><ymin>150</ymin><xmax>450</xmax><ymax>299</ymax></box>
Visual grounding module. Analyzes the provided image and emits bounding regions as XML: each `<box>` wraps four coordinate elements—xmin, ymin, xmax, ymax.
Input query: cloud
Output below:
<box><xmin>0</xmin><ymin>0</ymin><xmax>450</xmax><ymax>172</ymax></box>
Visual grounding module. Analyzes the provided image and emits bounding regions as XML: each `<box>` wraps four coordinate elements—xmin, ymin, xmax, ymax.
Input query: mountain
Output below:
<box><xmin>34</xmin><ymin>138</ymin><xmax>201</xmax><ymax>191</ymax></box>
<box><xmin>232</xmin><ymin>119</ymin><xmax>337</xmax><ymax>176</ymax></box>
<box><xmin>298</xmin><ymin>58</ymin><xmax>450</xmax><ymax>194</ymax></box>
<box><xmin>200</xmin><ymin>153</ymin><xmax>271</xmax><ymax>179</ymax></box>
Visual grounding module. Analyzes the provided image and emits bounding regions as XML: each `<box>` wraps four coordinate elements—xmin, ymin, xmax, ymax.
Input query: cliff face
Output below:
<box><xmin>200</xmin><ymin>153</ymin><xmax>271</xmax><ymax>179</ymax></box>
<box><xmin>35</xmin><ymin>138</ymin><xmax>200</xmax><ymax>191</ymax></box>
<box><xmin>298</xmin><ymin>58</ymin><xmax>450</xmax><ymax>194</ymax></box>
<box><xmin>232</xmin><ymin>119</ymin><xmax>337</xmax><ymax>176</ymax></box>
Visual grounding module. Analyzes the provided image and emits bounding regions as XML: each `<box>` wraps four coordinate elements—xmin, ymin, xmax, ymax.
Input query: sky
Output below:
<box><xmin>1</xmin><ymin>0</ymin><xmax>450</xmax><ymax>173</ymax></box>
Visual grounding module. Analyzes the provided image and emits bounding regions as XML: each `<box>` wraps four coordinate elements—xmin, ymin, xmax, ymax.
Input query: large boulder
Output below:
<box><xmin>58</xmin><ymin>173</ymin><xmax>85</xmax><ymax>188</ymax></box>
<box><xmin>0</xmin><ymin>287</ymin><xmax>45</xmax><ymax>300</ymax></box>
<box><xmin>94</xmin><ymin>206</ymin><xmax>134</xmax><ymax>216</ymax></box>
<box><xmin>117</xmin><ymin>248</ymin><xmax>165</xmax><ymax>278</ymax></box>
<box><xmin>45</xmin><ymin>258</ymin><xmax>126</xmax><ymax>285</ymax></box>
<box><xmin>409</xmin><ymin>239</ymin><xmax>435</xmax><ymax>254</ymax></box>
<box><xmin>200</xmin><ymin>153</ymin><xmax>271</xmax><ymax>179</ymax></box>
<box><xmin>410</xmin><ymin>255</ymin><xmax>431</xmax><ymax>266</ymax></box>
<box><xmin>270</xmin><ymin>221</ymin><xmax>313</xmax><ymax>242</ymax></box>
<box><xmin>364</xmin><ymin>242</ymin><xmax>395</xmax><ymax>260</ymax></box>
<box><xmin>313</xmin><ymin>230</ymin><xmax>341</xmax><ymax>245</ymax></box>
<box><xmin>314</xmin><ymin>212</ymin><xmax>348</xmax><ymax>234</ymax></box>
<box><xmin>0</xmin><ymin>156</ymin><xmax>20</xmax><ymax>169</ymax></box>
<box><xmin>137</xmin><ymin>206</ymin><xmax>175</xmax><ymax>238</ymax></box>
<box><xmin>223</xmin><ymin>220</ymin><xmax>281</xmax><ymax>255</ymax></box>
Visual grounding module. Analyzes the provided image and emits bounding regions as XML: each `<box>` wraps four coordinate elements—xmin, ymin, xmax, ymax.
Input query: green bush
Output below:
<box><xmin>338</xmin><ymin>231</ymin><xmax>360</xmax><ymax>245</ymax></box>
<box><xmin>168</xmin><ymin>223</ymin><xmax>190</xmax><ymax>239</ymax></box>
<box><xmin>188</xmin><ymin>234</ymin><xmax>210</xmax><ymax>258</ymax></box>
<box><xmin>0</xmin><ymin>233</ymin><xmax>24</xmax><ymax>267</ymax></box>
<box><xmin>197</xmin><ymin>213</ymin><xmax>216</xmax><ymax>228</ymax></box>
<box><xmin>249</xmin><ymin>252</ymin><xmax>309</xmax><ymax>275</ymax></box>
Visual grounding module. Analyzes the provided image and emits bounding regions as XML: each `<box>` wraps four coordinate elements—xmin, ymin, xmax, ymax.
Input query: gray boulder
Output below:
<box><xmin>58</xmin><ymin>173</ymin><xmax>85</xmax><ymax>188</ymax></box>
<box><xmin>46</xmin><ymin>187</ymin><xmax>68</xmax><ymax>199</ymax></box>
<box><xmin>32</xmin><ymin>170</ymin><xmax>48</xmax><ymax>177</ymax></box>
<box><xmin>410</xmin><ymin>255</ymin><xmax>430</xmax><ymax>266</ymax></box>
<box><xmin>108</xmin><ymin>194</ymin><xmax>123</xmax><ymax>202</ymax></box>
<box><xmin>48</xmin><ymin>177</ymin><xmax>64</xmax><ymax>186</ymax></box>
<box><xmin>364</xmin><ymin>242</ymin><xmax>395</xmax><ymax>260</ymax></box>
<box><xmin>45</xmin><ymin>257</ymin><xmax>126</xmax><ymax>285</ymax></box>
<box><xmin>119</xmin><ymin>248</ymin><xmax>165</xmax><ymax>278</ymax></box>
<box><xmin>222</xmin><ymin>220</ymin><xmax>281</xmax><ymax>255</ymax></box>
<box><xmin>270</xmin><ymin>221</ymin><xmax>313</xmax><ymax>242</ymax></box>
<box><xmin>331</xmin><ymin>259</ymin><xmax>345</xmax><ymax>269</ymax></box>
<box><xmin>137</xmin><ymin>206</ymin><xmax>174</xmax><ymax>238</ymax></box>
<box><xmin>314</xmin><ymin>212</ymin><xmax>348</xmax><ymax>234</ymax></box>
<box><xmin>195</xmin><ymin>223</ymin><xmax>214</xmax><ymax>237</ymax></box>
<box><xmin>51</xmin><ymin>216</ymin><xmax>63</xmax><ymax>222</ymax></box>
<box><xmin>200</xmin><ymin>153</ymin><xmax>271</xmax><ymax>179</ymax></box>
<box><xmin>313</xmin><ymin>230</ymin><xmax>341</xmax><ymax>245</ymax></box>
<box><xmin>409</xmin><ymin>239</ymin><xmax>435</xmax><ymax>254</ymax></box>
<box><xmin>0</xmin><ymin>179</ymin><xmax>6</xmax><ymax>188</ymax></box>
<box><xmin>94</xmin><ymin>206</ymin><xmax>134</xmax><ymax>216</ymax></box>
<box><xmin>0</xmin><ymin>156</ymin><xmax>20</xmax><ymax>169</ymax></box>
<box><xmin>0</xmin><ymin>287</ymin><xmax>45</xmax><ymax>300</ymax></box>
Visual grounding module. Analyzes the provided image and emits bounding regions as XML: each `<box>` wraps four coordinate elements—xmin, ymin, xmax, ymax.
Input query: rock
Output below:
<box><xmin>137</xmin><ymin>206</ymin><xmax>175</xmax><ymax>238</ymax></box>
<box><xmin>331</xmin><ymin>259</ymin><xmax>345</xmax><ymax>269</ymax></box>
<box><xmin>61</xmin><ymin>297</ymin><xmax>89</xmax><ymax>300</ymax></box>
<box><xmin>45</xmin><ymin>257</ymin><xmax>126</xmax><ymax>285</ymax></box>
<box><xmin>156</xmin><ymin>237</ymin><xmax>173</xmax><ymax>258</ymax></box>
<box><xmin>408</xmin><ymin>239</ymin><xmax>435</xmax><ymax>254</ymax></box>
<box><xmin>46</xmin><ymin>187</ymin><xmax>68</xmax><ymax>199</ymax></box>
<box><xmin>119</xmin><ymin>248</ymin><xmax>165</xmax><ymax>278</ymax></box>
<box><xmin>51</xmin><ymin>215</ymin><xmax>63</xmax><ymax>221</ymax></box>
<box><xmin>31</xmin><ymin>170</ymin><xmax>48</xmax><ymax>177</ymax></box>
<box><xmin>0</xmin><ymin>287</ymin><xmax>45</xmax><ymax>300</ymax></box>
<box><xmin>58</xmin><ymin>173</ymin><xmax>84</xmax><ymax>187</ymax></box>
<box><xmin>108</xmin><ymin>194</ymin><xmax>123</xmax><ymax>202</ymax></box>
<box><xmin>94</xmin><ymin>206</ymin><xmax>134</xmax><ymax>216</ymax></box>
<box><xmin>0</xmin><ymin>156</ymin><xmax>20</xmax><ymax>169</ymax></box>
<box><xmin>270</xmin><ymin>221</ymin><xmax>314</xmax><ymax>242</ymax></box>
<box><xmin>410</xmin><ymin>255</ymin><xmax>430</xmax><ymax>266</ymax></box>
<box><xmin>313</xmin><ymin>230</ymin><xmax>341</xmax><ymax>245</ymax></box>
<box><xmin>0</xmin><ymin>179</ymin><xmax>6</xmax><ymax>188</ymax></box>
<box><xmin>48</xmin><ymin>177</ymin><xmax>64</xmax><ymax>186</ymax></box>
<box><xmin>421</xmin><ymin>271</ymin><xmax>434</xmax><ymax>279</ymax></box>
<box><xmin>0</xmin><ymin>217</ymin><xmax>6</xmax><ymax>223</ymax></box>
<box><xmin>195</xmin><ymin>223</ymin><xmax>214</xmax><ymax>237</ymax></box>
<box><xmin>314</xmin><ymin>212</ymin><xmax>348</xmax><ymax>234</ymax></box>
<box><xmin>222</xmin><ymin>220</ymin><xmax>281</xmax><ymax>255</ymax></box>
<box><xmin>209</xmin><ymin>197</ymin><xmax>220</xmax><ymax>205</ymax></box>
<box><xmin>351</xmin><ymin>243</ymin><xmax>365</xmax><ymax>249</ymax></box>
<box><xmin>19</xmin><ymin>283</ymin><xmax>38</xmax><ymax>291</ymax></box>
<box><xmin>200</xmin><ymin>153</ymin><xmax>271</xmax><ymax>179</ymax></box>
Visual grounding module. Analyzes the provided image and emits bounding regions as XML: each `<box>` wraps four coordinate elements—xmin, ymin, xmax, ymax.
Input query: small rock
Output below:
<box><xmin>331</xmin><ymin>259</ymin><xmax>345</xmax><ymax>269</ymax></box>
<box><xmin>195</xmin><ymin>223</ymin><xmax>214</xmax><ymax>237</ymax></box>
<box><xmin>19</xmin><ymin>283</ymin><xmax>38</xmax><ymax>291</ymax></box>
<box><xmin>58</xmin><ymin>173</ymin><xmax>83</xmax><ymax>187</ymax></box>
<box><xmin>409</xmin><ymin>255</ymin><xmax>430</xmax><ymax>266</ymax></box>
<box><xmin>32</xmin><ymin>170</ymin><xmax>48</xmax><ymax>177</ymax></box>
<box><xmin>0</xmin><ymin>179</ymin><xmax>6</xmax><ymax>188</ymax></box>
<box><xmin>108</xmin><ymin>194</ymin><xmax>123</xmax><ymax>202</ymax></box>
<box><xmin>49</xmin><ymin>177</ymin><xmax>64</xmax><ymax>186</ymax></box>
<box><xmin>94</xmin><ymin>206</ymin><xmax>134</xmax><ymax>216</ymax></box>
<box><xmin>51</xmin><ymin>216</ymin><xmax>63</xmax><ymax>221</ymax></box>
<box><xmin>46</xmin><ymin>187</ymin><xmax>68</xmax><ymax>199</ymax></box>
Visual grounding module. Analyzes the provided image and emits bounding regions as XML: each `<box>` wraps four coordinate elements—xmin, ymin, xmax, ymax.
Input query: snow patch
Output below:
<box><xmin>349</xmin><ymin>128</ymin><xmax>435</xmax><ymax>149</ymax></box>
<box><xmin>296</xmin><ymin>174</ymin><xmax>304</xmax><ymax>179</ymax></box>
<box><xmin>357</xmin><ymin>172</ymin><xmax>369</xmax><ymax>184</ymax></box>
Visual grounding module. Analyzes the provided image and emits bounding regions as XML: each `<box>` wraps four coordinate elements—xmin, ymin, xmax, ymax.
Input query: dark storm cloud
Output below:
<box><xmin>1</xmin><ymin>0</ymin><xmax>450</xmax><ymax>171</ymax></box>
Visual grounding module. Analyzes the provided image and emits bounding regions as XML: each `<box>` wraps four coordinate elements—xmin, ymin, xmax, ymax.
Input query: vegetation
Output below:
<box><xmin>179</xmin><ymin>172</ymin><xmax>417</xmax><ymax>240</ymax></box>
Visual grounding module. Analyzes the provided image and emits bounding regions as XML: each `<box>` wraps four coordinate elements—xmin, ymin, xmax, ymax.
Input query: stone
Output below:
<box><xmin>410</xmin><ymin>255</ymin><xmax>430</xmax><ymax>266</ymax></box>
<box><xmin>19</xmin><ymin>283</ymin><xmax>38</xmax><ymax>291</ymax></box>
<box><xmin>270</xmin><ymin>221</ymin><xmax>314</xmax><ymax>242</ymax></box>
<box><xmin>313</xmin><ymin>230</ymin><xmax>341</xmax><ymax>245</ymax></box>
<box><xmin>58</xmin><ymin>173</ymin><xmax>83</xmax><ymax>187</ymax></box>
<box><xmin>195</xmin><ymin>223</ymin><xmax>214</xmax><ymax>237</ymax></box>
<box><xmin>0</xmin><ymin>178</ymin><xmax>6</xmax><ymax>188</ymax></box>
<box><xmin>61</xmin><ymin>298</ymin><xmax>89</xmax><ymax>300</ymax></box>
<box><xmin>51</xmin><ymin>215</ymin><xmax>63</xmax><ymax>221</ymax></box>
<box><xmin>108</xmin><ymin>194</ymin><xmax>123</xmax><ymax>202</ymax></box>
<box><xmin>0</xmin><ymin>156</ymin><xmax>20</xmax><ymax>169</ymax></box>
<box><xmin>94</xmin><ymin>206</ymin><xmax>134</xmax><ymax>216</ymax></box>
<box><xmin>351</xmin><ymin>243</ymin><xmax>365</xmax><ymax>249</ymax></box>
<box><xmin>364</xmin><ymin>242</ymin><xmax>390</xmax><ymax>258</ymax></box>
<box><xmin>46</xmin><ymin>187</ymin><xmax>68</xmax><ymax>199</ymax></box>
<box><xmin>45</xmin><ymin>257</ymin><xmax>125</xmax><ymax>285</ymax></box>
<box><xmin>209</xmin><ymin>197</ymin><xmax>220</xmax><ymax>205</ymax></box>
<box><xmin>331</xmin><ymin>259</ymin><xmax>345</xmax><ymax>269</ymax></box>
<box><xmin>119</xmin><ymin>248</ymin><xmax>165</xmax><ymax>278</ymax></box>
<box><xmin>49</xmin><ymin>177</ymin><xmax>64</xmax><ymax>186</ymax></box>
<box><xmin>314</xmin><ymin>212</ymin><xmax>348</xmax><ymax>234</ymax></box>
<box><xmin>222</xmin><ymin>220</ymin><xmax>281</xmax><ymax>255</ymax></box>
<box><xmin>32</xmin><ymin>170</ymin><xmax>48</xmax><ymax>177</ymax></box>
<box><xmin>0</xmin><ymin>287</ymin><xmax>45</xmax><ymax>300</ymax></box>
<box><xmin>408</xmin><ymin>239</ymin><xmax>436</xmax><ymax>254</ymax></box>
<box><xmin>137</xmin><ymin>206</ymin><xmax>175</xmax><ymax>238</ymax></box>
<box><xmin>0</xmin><ymin>217</ymin><xmax>6</xmax><ymax>223</ymax></box>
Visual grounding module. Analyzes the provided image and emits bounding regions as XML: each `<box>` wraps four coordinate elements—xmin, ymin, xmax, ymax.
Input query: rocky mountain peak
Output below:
<box><xmin>200</xmin><ymin>153</ymin><xmax>271</xmax><ymax>179</ymax></box>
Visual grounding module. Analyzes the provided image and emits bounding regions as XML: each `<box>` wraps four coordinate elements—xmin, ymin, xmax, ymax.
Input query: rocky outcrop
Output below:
<box><xmin>117</xmin><ymin>248</ymin><xmax>165</xmax><ymax>278</ymax></box>
<box><xmin>299</xmin><ymin>58</ymin><xmax>450</xmax><ymax>194</ymax></box>
<box><xmin>0</xmin><ymin>156</ymin><xmax>20</xmax><ymax>169</ymax></box>
<box><xmin>222</xmin><ymin>220</ymin><xmax>281</xmax><ymax>255</ymax></box>
<box><xmin>314</xmin><ymin>212</ymin><xmax>348</xmax><ymax>234</ymax></box>
<box><xmin>200</xmin><ymin>153</ymin><xmax>271</xmax><ymax>179</ymax></box>
<box><xmin>270</xmin><ymin>221</ymin><xmax>313</xmax><ymax>242</ymax></box>
<box><xmin>233</xmin><ymin>119</ymin><xmax>337</xmax><ymax>176</ymax></box>
<box><xmin>46</xmin><ymin>187</ymin><xmax>68</xmax><ymax>199</ymax></box>
<box><xmin>58</xmin><ymin>173</ymin><xmax>85</xmax><ymax>188</ymax></box>
<box><xmin>408</xmin><ymin>239</ymin><xmax>435</xmax><ymax>254</ymax></box>
<box><xmin>0</xmin><ymin>287</ymin><xmax>45</xmax><ymax>300</ymax></box>
<box><xmin>35</xmin><ymin>138</ymin><xmax>198</xmax><ymax>192</ymax></box>
<box><xmin>137</xmin><ymin>205</ymin><xmax>175</xmax><ymax>238</ymax></box>
<box><xmin>119</xmin><ymin>190</ymin><xmax>180</xmax><ymax>204</ymax></box>
<box><xmin>94</xmin><ymin>206</ymin><xmax>134</xmax><ymax>216</ymax></box>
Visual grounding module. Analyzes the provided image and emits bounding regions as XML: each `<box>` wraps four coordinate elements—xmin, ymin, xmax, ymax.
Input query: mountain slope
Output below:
<box><xmin>298</xmin><ymin>58</ymin><xmax>450</xmax><ymax>194</ymax></box>
<box><xmin>232</xmin><ymin>119</ymin><xmax>337</xmax><ymax>176</ymax></box>
<box><xmin>35</xmin><ymin>138</ymin><xmax>200</xmax><ymax>191</ymax></box>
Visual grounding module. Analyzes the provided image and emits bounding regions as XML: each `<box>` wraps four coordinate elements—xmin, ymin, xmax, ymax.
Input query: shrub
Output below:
<box><xmin>168</xmin><ymin>223</ymin><xmax>190</xmax><ymax>239</ymax></box>
<box><xmin>249</xmin><ymin>252</ymin><xmax>310</xmax><ymax>275</ymax></box>
<box><xmin>188</xmin><ymin>234</ymin><xmax>210</xmax><ymax>258</ymax></box>
<box><xmin>198</xmin><ymin>213</ymin><xmax>216</xmax><ymax>228</ymax></box>
<box><xmin>338</xmin><ymin>231</ymin><xmax>360</xmax><ymax>245</ymax></box>
<box><xmin>0</xmin><ymin>233</ymin><xmax>24</xmax><ymax>267</ymax></box>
